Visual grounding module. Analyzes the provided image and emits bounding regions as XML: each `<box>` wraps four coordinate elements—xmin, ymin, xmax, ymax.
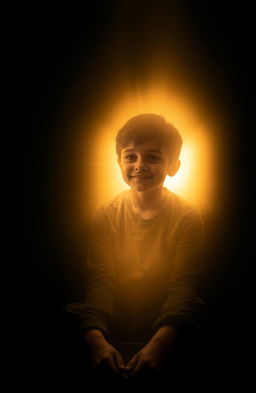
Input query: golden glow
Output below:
<box><xmin>84</xmin><ymin>85</ymin><xmax>215</xmax><ymax>213</ymax></box>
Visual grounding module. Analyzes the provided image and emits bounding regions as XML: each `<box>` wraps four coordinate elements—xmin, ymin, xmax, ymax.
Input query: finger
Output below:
<box><xmin>130</xmin><ymin>358</ymin><xmax>144</xmax><ymax>376</ymax></box>
<box><xmin>127</xmin><ymin>354</ymin><xmax>139</xmax><ymax>371</ymax></box>
<box><xmin>106</xmin><ymin>354</ymin><xmax>119</xmax><ymax>374</ymax></box>
<box><xmin>113</xmin><ymin>351</ymin><xmax>125</xmax><ymax>370</ymax></box>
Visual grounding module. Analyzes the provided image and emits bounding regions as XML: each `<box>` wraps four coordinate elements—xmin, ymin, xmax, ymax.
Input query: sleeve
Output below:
<box><xmin>66</xmin><ymin>205</ymin><xmax>116</xmax><ymax>338</ymax></box>
<box><xmin>152</xmin><ymin>208</ymin><xmax>206</xmax><ymax>335</ymax></box>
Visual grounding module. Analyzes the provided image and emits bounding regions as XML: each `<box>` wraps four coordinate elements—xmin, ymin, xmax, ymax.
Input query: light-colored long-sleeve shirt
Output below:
<box><xmin>67</xmin><ymin>187</ymin><xmax>205</xmax><ymax>340</ymax></box>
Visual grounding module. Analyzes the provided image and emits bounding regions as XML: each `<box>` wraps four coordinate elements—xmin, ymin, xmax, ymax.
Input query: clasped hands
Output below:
<box><xmin>84</xmin><ymin>326</ymin><xmax>176</xmax><ymax>377</ymax></box>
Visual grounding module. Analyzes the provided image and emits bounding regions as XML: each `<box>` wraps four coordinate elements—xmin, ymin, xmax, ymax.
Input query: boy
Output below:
<box><xmin>67</xmin><ymin>113</ymin><xmax>205</xmax><ymax>386</ymax></box>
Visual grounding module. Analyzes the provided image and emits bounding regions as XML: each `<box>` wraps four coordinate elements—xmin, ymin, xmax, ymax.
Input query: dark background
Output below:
<box><xmin>9</xmin><ymin>1</ymin><xmax>254</xmax><ymax>389</ymax></box>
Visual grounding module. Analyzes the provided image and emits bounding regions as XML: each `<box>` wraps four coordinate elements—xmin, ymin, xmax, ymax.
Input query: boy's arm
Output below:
<box><xmin>151</xmin><ymin>208</ymin><xmax>205</xmax><ymax>336</ymax></box>
<box><xmin>66</xmin><ymin>206</ymin><xmax>116</xmax><ymax>339</ymax></box>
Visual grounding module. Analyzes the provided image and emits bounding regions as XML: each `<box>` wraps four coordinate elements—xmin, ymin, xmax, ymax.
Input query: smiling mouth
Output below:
<box><xmin>130</xmin><ymin>175</ymin><xmax>152</xmax><ymax>179</ymax></box>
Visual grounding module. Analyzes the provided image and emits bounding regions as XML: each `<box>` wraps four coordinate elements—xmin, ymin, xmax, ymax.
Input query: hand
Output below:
<box><xmin>83</xmin><ymin>329</ymin><xmax>125</xmax><ymax>375</ymax></box>
<box><xmin>123</xmin><ymin>325</ymin><xmax>176</xmax><ymax>377</ymax></box>
<box><xmin>123</xmin><ymin>341</ymin><xmax>163</xmax><ymax>377</ymax></box>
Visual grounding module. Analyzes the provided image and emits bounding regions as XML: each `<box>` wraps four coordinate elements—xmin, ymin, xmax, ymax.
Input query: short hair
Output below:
<box><xmin>115</xmin><ymin>113</ymin><xmax>183</xmax><ymax>162</ymax></box>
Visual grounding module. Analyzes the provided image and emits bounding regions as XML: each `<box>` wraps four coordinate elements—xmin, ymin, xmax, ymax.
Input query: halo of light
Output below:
<box><xmin>84</xmin><ymin>86</ymin><xmax>215</xmax><ymax>213</ymax></box>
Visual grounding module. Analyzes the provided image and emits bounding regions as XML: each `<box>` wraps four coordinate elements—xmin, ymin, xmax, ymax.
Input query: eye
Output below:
<box><xmin>147</xmin><ymin>155</ymin><xmax>161</xmax><ymax>162</ymax></box>
<box><xmin>124</xmin><ymin>154</ymin><xmax>137</xmax><ymax>161</ymax></box>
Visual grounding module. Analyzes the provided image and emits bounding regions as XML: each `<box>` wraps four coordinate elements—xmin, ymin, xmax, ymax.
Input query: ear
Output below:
<box><xmin>167</xmin><ymin>160</ymin><xmax>180</xmax><ymax>177</ymax></box>
<box><xmin>117</xmin><ymin>157</ymin><xmax>121</xmax><ymax>168</ymax></box>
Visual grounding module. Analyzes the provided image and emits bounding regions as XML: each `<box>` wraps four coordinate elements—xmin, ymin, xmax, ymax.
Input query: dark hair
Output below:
<box><xmin>115</xmin><ymin>113</ymin><xmax>183</xmax><ymax>162</ymax></box>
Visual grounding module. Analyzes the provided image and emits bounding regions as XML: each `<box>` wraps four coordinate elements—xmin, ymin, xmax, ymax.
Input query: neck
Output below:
<box><xmin>129</xmin><ymin>186</ymin><xmax>166</xmax><ymax>212</ymax></box>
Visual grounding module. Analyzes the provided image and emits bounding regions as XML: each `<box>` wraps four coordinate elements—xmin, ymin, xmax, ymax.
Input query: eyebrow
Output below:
<box><xmin>123</xmin><ymin>148</ymin><xmax>162</xmax><ymax>154</ymax></box>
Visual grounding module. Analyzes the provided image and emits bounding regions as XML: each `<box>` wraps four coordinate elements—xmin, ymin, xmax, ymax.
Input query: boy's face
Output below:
<box><xmin>117</xmin><ymin>139</ymin><xmax>180</xmax><ymax>193</ymax></box>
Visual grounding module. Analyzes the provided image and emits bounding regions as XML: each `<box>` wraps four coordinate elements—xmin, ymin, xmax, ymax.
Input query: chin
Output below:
<box><xmin>133</xmin><ymin>184</ymin><xmax>152</xmax><ymax>192</ymax></box>
<box><xmin>135</xmin><ymin>186</ymin><xmax>147</xmax><ymax>192</ymax></box>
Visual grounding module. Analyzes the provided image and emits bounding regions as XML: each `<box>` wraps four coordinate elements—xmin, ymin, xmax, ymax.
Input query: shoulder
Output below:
<box><xmin>94</xmin><ymin>190</ymin><xmax>129</xmax><ymax>212</ymax></box>
<box><xmin>164</xmin><ymin>188</ymin><xmax>203</xmax><ymax>226</ymax></box>
<box><xmin>91</xmin><ymin>190</ymin><xmax>129</xmax><ymax>223</ymax></box>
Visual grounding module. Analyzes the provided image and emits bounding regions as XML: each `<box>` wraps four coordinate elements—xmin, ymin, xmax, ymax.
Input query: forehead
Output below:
<box><xmin>121</xmin><ymin>139</ymin><xmax>166</xmax><ymax>154</ymax></box>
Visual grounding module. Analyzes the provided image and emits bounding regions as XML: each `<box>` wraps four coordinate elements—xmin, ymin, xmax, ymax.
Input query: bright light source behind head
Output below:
<box><xmin>84</xmin><ymin>86</ymin><xmax>215</xmax><ymax>213</ymax></box>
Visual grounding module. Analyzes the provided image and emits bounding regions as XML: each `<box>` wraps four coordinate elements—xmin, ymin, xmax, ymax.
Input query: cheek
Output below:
<box><xmin>122</xmin><ymin>166</ymin><xmax>131</xmax><ymax>177</ymax></box>
<box><xmin>153</xmin><ymin>166</ymin><xmax>164</xmax><ymax>175</ymax></box>
<box><xmin>154</xmin><ymin>168</ymin><xmax>168</xmax><ymax>181</ymax></box>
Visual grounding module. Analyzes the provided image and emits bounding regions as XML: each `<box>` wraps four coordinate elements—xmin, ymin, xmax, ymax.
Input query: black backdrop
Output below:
<box><xmin>9</xmin><ymin>1</ymin><xmax>254</xmax><ymax>389</ymax></box>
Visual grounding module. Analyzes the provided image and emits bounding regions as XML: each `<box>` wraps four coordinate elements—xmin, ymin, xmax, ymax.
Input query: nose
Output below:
<box><xmin>134</xmin><ymin>157</ymin><xmax>147</xmax><ymax>172</ymax></box>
